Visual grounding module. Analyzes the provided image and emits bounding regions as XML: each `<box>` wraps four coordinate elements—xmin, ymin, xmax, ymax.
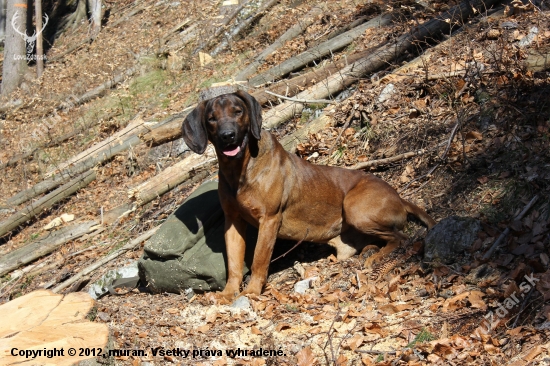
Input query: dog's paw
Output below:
<box><xmin>219</xmin><ymin>287</ymin><xmax>240</xmax><ymax>302</ymax></box>
<box><xmin>240</xmin><ymin>283</ymin><xmax>263</xmax><ymax>297</ymax></box>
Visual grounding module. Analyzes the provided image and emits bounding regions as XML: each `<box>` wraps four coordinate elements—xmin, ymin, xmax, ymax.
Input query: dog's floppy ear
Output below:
<box><xmin>235</xmin><ymin>90</ymin><xmax>262</xmax><ymax>140</ymax></box>
<box><xmin>182</xmin><ymin>101</ymin><xmax>208</xmax><ymax>154</ymax></box>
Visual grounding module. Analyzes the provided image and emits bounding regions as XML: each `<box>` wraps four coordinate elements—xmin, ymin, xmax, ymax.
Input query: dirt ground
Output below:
<box><xmin>1</xmin><ymin>0</ymin><xmax>550</xmax><ymax>364</ymax></box>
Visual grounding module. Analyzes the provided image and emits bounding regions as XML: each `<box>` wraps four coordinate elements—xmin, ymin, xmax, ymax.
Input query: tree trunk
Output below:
<box><xmin>86</xmin><ymin>0</ymin><xmax>101</xmax><ymax>40</ymax></box>
<box><xmin>1</xmin><ymin>0</ymin><xmax>27</xmax><ymax>95</ymax></box>
<box><xmin>0</xmin><ymin>0</ymin><xmax>6</xmax><ymax>44</ymax></box>
<box><xmin>35</xmin><ymin>0</ymin><xmax>44</xmax><ymax>77</ymax></box>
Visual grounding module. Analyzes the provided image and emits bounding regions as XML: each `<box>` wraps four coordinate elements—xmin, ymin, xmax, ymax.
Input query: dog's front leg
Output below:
<box><xmin>220</xmin><ymin>214</ymin><xmax>247</xmax><ymax>300</ymax></box>
<box><xmin>241</xmin><ymin>216</ymin><xmax>281</xmax><ymax>296</ymax></box>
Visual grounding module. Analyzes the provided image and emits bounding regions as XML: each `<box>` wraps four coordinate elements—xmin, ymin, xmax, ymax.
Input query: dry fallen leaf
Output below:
<box><xmin>296</xmin><ymin>346</ymin><xmax>318</xmax><ymax>366</ymax></box>
<box><xmin>275</xmin><ymin>323</ymin><xmax>291</xmax><ymax>332</ymax></box>
<box><xmin>342</xmin><ymin>334</ymin><xmax>364</xmax><ymax>351</ymax></box>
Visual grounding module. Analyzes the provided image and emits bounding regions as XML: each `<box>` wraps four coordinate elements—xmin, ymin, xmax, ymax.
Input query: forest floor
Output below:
<box><xmin>0</xmin><ymin>0</ymin><xmax>550</xmax><ymax>365</ymax></box>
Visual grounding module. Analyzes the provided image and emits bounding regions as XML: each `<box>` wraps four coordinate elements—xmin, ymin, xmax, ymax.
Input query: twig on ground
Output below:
<box><xmin>399</xmin><ymin>119</ymin><xmax>461</xmax><ymax>195</ymax></box>
<box><xmin>0</xmin><ymin>275</ymin><xmax>25</xmax><ymax>299</ymax></box>
<box><xmin>271</xmin><ymin>229</ymin><xmax>309</xmax><ymax>263</ymax></box>
<box><xmin>482</xmin><ymin>195</ymin><xmax>540</xmax><ymax>260</ymax></box>
<box><xmin>510</xmin><ymin>289</ymin><xmax>536</xmax><ymax>329</ymax></box>
<box><xmin>327</xmin><ymin>107</ymin><xmax>356</xmax><ymax>157</ymax></box>
<box><xmin>264</xmin><ymin>90</ymin><xmax>335</xmax><ymax>105</ymax></box>
<box><xmin>52</xmin><ymin>226</ymin><xmax>159</xmax><ymax>293</ymax></box>
<box><xmin>355</xmin><ymin>349</ymin><xmax>397</xmax><ymax>355</ymax></box>
<box><xmin>322</xmin><ymin>306</ymin><xmax>342</xmax><ymax>365</ymax></box>
<box><xmin>351</xmin><ymin>141</ymin><xmax>447</xmax><ymax>171</ymax></box>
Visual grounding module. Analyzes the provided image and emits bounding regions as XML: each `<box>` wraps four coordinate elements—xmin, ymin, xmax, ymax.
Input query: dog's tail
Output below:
<box><xmin>402</xmin><ymin>199</ymin><xmax>436</xmax><ymax>230</ymax></box>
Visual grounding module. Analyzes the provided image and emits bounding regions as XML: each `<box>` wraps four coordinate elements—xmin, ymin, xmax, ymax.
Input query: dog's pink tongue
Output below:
<box><xmin>223</xmin><ymin>146</ymin><xmax>241</xmax><ymax>156</ymax></box>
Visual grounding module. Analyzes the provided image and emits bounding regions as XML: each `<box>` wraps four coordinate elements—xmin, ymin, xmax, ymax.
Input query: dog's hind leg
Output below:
<box><xmin>362</xmin><ymin>231</ymin><xmax>406</xmax><ymax>269</ymax></box>
<box><xmin>342</xmin><ymin>179</ymin><xmax>409</xmax><ymax>269</ymax></box>
<box><xmin>327</xmin><ymin>235</ymin><xmax>357</xmax><ymax>260</ymax></box>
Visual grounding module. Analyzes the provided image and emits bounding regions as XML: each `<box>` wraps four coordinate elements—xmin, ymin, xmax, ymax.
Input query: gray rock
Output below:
<box><xmin>294</xmin><ymin>277</ymin><xmax>318</xmax><ymax>294</ymax></box>
<box><xmin>230</xmin><ymin>296</ymin><xmax>251</xmax><ymax>310</ymax></box>
<box><xmin>500</xmin><ymin>21</ymin><xmax>518</xmax><ymax>29</ymax></box>
<box><xmin>424</xmin><ymin>216</ymin><xmax>481</xmax><ymax>264</ymax></box>
<box><xmin>519</xmin><ymin>27</ymin><xmax>539</xmax><ymax>48</ymax></box>
<box><xmin>87</xmin><ymin>261</ymin><xmax>139</xmax><ymax>300</ymax></box>
<box><xmin>378</xmin><ymin>83</ymin><xmax>396</xmax><ymax>103</ymax></box>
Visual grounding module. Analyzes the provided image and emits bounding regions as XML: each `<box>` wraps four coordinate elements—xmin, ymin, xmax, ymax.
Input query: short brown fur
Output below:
<box><xmin>183</xmin><ymin>91</ymin><xmax>436</xmax><ymax>300</ymax></box>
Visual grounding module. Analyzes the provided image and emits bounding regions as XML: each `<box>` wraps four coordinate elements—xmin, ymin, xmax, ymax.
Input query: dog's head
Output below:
<box><xmin>182</xmin><ymin>90</ymin><xmax>262</xmax><ymax>158</ymax></box>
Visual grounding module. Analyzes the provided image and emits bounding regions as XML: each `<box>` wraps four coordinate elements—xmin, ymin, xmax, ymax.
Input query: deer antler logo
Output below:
<box><xmin>11</xmin><ymin>10</ymin><xmax>49</xmax><ymax>55</ymax></box>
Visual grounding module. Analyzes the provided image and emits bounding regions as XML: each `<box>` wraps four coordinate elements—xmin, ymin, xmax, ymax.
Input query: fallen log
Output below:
<box><xmin>70</xmin><ymin>65</ymin><xmax>140</xmax><ymax>107</ymax></box>
<box><xmin>235</xmin><ymin>6</ymin><xmax>324</xmax><ymax>81</ymax></box>
<box><xmin>0</xmin><ymin>221</ymin><xmax>98</xmax><ymax>277</ymax></box>
<box><xmin>193</xmin><ymin>0</ymin><xmax>250</xmax><ymax>55</ymax></box>
<box><xmin>139</xmin><ymin>48</ymin><xmax>376</xmax><ymax>146</ymax></box>
<box><xmin>128</xmin><ymin>145</ymin><xmax>217</xmax><ymax>206</ymax></box>
<box><xmin>53</xmin><ymin>226</ymin><xmax>159</xmax><ymax>293</ymax></box>
<box><xmin>2</xmin><ymin>172</ymin><xmax>75</xmax><ymax>209</ymax></box>
<box><xmin>139</xmin><ymin>115</ymin><xmax>187</xmax><ymax>147</ymax></box>
<box><xmin>253</xmin><ymin>46</ymin><xmax>376</xmax><ymax>105</ymax></box>
<box><xmin>45</xmin><ymin>116</ymin><xmax>150</xmax><ymax>178</ymax></box>
<box><xmin>211</xmin><ymin>0</ymin><xmax>280</xmax><ymax>57</ymax></box>
<box><xmin>310</xmin><ymin>15</ymin><xmax>370</xmax><ymax>48</ymax></box>
<box><xmin>4</xmin><ymin>115</ymin><xmax>181</xmax><ymax>212</ymax></box>
<box><xmin>262</xmin><ymin>0</ymin><xmax>503</xmax><ymax>129</ymax></box>
<box><xmin>247</xmin><ymin>13</ymin><xmax>393</xmax><ymax>86</ymax></box>
<box><xmin>0</xmin><ymin>171</ymin><xmax>96</xmax><ymax>239</ymax></box>
<box><xmin>0</xmin><ymin>110</ymin><xmax>120</xmax><ymax>172</ymax></box>
<box><xmin>0</xmin><ymin>290</ymin><xmax>111</xmax><ymax>365</ymax></box>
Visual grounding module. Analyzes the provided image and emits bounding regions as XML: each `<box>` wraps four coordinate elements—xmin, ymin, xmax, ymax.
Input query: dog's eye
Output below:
<box><xmin>234</xmin><ymin>109</ymin><xmax>243</xmax><ymax>115</ymax></box>
<box><xmin>208</xmin><ymin>117</ymin><xmax>216</xmax><ymax>123</ymax></box>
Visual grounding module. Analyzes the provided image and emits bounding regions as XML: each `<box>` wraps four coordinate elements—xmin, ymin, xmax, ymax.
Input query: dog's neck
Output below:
<box><xmin>216</xmin><ymin>134</ymin><xmax>260</xmax><ymax>193</ymax></box>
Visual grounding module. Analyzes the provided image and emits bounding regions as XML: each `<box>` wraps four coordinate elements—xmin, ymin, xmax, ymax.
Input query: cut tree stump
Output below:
<box><xmin>0</xmin><ymin>290</ymin><xmax>111</xmax><ymax>366</ymax></box>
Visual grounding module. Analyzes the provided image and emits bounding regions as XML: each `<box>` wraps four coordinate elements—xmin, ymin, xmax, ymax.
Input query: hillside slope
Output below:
<box><xmin>0</xmin><ymin>0</ymin><xmax>549</xmax><ymax>364</ymax></box>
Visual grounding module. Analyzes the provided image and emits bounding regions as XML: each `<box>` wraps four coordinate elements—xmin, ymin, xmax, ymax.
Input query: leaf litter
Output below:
<box><xmin>0</xmin><ymin>0</ymin><xmax>549</xmax><ymax>365</ymax></box>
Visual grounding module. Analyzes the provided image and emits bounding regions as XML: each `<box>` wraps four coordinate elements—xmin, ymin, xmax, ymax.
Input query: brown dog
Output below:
<box><xmin>182</xmin><ymin>90</ymin><xmax>436</xmax><ymax>300</ymax></box>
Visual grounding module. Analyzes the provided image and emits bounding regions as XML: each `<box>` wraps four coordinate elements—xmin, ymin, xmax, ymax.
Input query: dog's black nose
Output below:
<box><xmin>220</xmin><ymin>130</ymin><xmax>236</xmax><ymax>144</ymax></box>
